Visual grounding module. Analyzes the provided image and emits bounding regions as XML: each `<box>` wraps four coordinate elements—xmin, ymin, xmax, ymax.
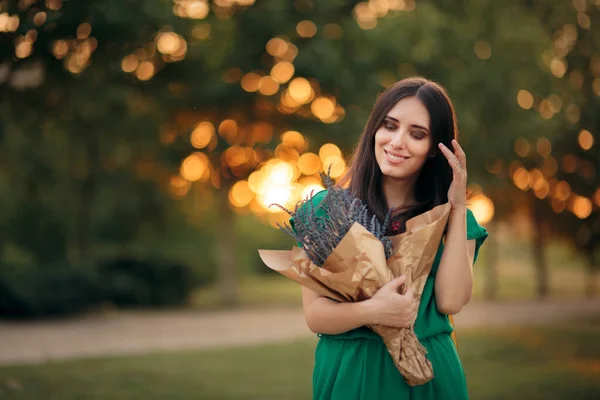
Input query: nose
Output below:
<box><xmin>390</xmin><ymin>130</ymin><xmax>406</xmax><ymax>149</ymax></box>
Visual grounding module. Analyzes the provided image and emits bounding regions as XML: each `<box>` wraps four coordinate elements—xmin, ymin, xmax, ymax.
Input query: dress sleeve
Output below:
<box><xmin>466</xmin><ymin>208</ymin><xmax>489</xmax><ymax>264</ymax></box>
<box><xmin>289</xmin><ymin>189</ymin><xmax>328</xmax><ymax>248</ymax></box>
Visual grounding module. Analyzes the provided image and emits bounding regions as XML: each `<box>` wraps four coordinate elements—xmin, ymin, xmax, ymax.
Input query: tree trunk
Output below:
<box><xmin>585</xmin><ymin>252</ymin><xmax>597</xmax><ymax>299</ymax></box>
<box><xmin>484</xmin><ymin>220</ymin><xmax>498</xmax><ymax>300</ymax></box>
<box><xmin>217</xmin><ymin>180</ymin><xmax>238</xmax><ymax>306</ymax></box>
<box><xmin>531</xmin><ymin>202</ymin><xmax>549</xmax><ymax>299</ymax></box>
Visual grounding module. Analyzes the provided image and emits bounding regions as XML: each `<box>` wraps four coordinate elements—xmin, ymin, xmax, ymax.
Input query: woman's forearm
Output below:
<box><xmin>302</xmin><ymin>288</ymin><xmax>376</xmax><ymax>335</ymax></box>
<box><xmin>434</xmin><ymin>207</ymin><xmax>474</xmax><ymax>315</ymax></box>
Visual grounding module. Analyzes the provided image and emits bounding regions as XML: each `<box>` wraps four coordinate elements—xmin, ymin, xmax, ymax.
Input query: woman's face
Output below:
<box><xmin>374</xmin><ymin>96</ymin><xmax>433</xmax><ymax>181</ymax></box>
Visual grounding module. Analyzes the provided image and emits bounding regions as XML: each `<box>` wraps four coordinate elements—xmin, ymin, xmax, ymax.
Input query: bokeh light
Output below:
<box><xmin>181</xmin><ymin>152</ymin><xmax>210</xmax><ymax>181</ymax></box>
<box><xmin>469</xmin><ymin>193</ymin><xmax>495</xmax><ymax>224</ymax></box>
<box><xmin>191</xmin><ymin>122</ymin><xmax>215</xmax><ymax>149</ymax></box>
<box><xmin>578</xmin><ymin>129</ymin><xmax>594</xmax><ymax>150</ymax></box>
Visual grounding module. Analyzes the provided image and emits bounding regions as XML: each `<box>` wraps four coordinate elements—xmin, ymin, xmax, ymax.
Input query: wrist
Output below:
<box><xmin>450</xmin><ymin>205</ymin><xmax>466</xmax><ymax>214</ymax></box>
<box><xmin>359</xmin><ymin>299</ymin><xmax>380</xmax><ymax>326</ymax></box>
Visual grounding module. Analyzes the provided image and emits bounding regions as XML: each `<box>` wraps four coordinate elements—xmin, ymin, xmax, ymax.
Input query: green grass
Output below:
<box><xmin>0</xmin><ymin>320</ymin><xmax>599</xmax><ymax>400</ymax></box>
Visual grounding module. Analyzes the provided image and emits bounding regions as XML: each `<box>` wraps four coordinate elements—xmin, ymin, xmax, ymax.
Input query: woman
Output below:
<box><xmin>294</xmin><ymin>77</ymin><xmax>488</xmax><ymax>399</ymax></box>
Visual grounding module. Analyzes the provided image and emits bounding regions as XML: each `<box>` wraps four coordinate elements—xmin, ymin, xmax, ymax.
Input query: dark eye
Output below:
<box><xmin>411</xmin><ymin>131</ymin><xmax>426</xmax><ymax>139</ymax></box>
<box><xmin>383</xmin><ymin>121</ymin><xmax>396</xmax><ymax>130</ymax></box>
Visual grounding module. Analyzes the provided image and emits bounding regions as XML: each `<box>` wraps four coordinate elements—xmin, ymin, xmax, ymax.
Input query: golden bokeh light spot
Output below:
<box><xmin>275</xmin><ymin>144</ymin><xmax>300</xmax><ymax>163</ymax></box>
<box><xmin>181</xmin><ymin>152</ymin><xmax>209</xmax><ymax>181</ymax></box>
<box><xmin>218</xmin><ymin>119</ymin><xmax>238</xmax><ymax>143</ymax></box>
<box><xmin>267</xmin><ymin>161</ymin><xmax>295</xmax><ymax>185</ymax></box>
<box><xmin>298</xmin><ymin>152</ymin><xmax>322</xmax><ymax>175</ymax></box>
<box><xmin>469</xmin><ymin>194</ymin><xmax>494</xmax><ymax>224</ymax></box>
<box><xmin>258</xmin><ymin>76</ymin><xmax>280</xmax><ymax>96</ymax></box>
<box><xmin>552</xmin><ymin>198</ymin><xmax>566</xmax><ymax>213</ymax></box>
<box><xmin>573</xmin><ymin>196</ymin><xmax>592</xmax><ymax>219</ymax></box>
<box><xmin>311</xmin><ymin>97</ymin><xmax>336</xmax><ymax>121</ymax></box>
<box><xmin>15</xmin><ymin>36</ymin><xmax>33</xmax><ymax>59</ymax></box>
<box><xmin>530</xmin><ymin>169</ymin><xmax>544</xmax><ymax>190</ymax></box>
<box><xmin>281</xmin><ymin>89</ymin><xmax>301</xmax><ymax>108</ymax></box>
<box><xmin>509</xmin><ymin>160</ymin><xmax>524</xmax><ymax>176</ymax></box>
<box><xmin>0</xmin><ymin>14</ymin><xmax>20</xmax><ymax>32</ymax></box>
<box><xmin>319</xmin><ymin>143</ymin><xmax>342</xmax><ymax>163</ymax></box>
<box><xmin>266</xmin><ymin>37</ymin><xmax>288</xmax><ymax>57</ymax></box>
<box><xmin>323</xmin><ymin>155</ymin><xmax>346</xmax><ymax>178</ymax></box>
<box><xmin>578</xmin><ymin>129</ymin><xmax>594</xmax><ymax>150</ymax></box>
<box><xmin>136</xmin><ymin>61</ymin><xmax>155</xmax><ymax>81</ymax></box>
<box><xmin>543</xmin><ymin>156</ymin><xmax>558</xmax><ymax>176</ymax></box>
<box><xmin>513</xmin><ymin>167</ymin><xmax>531</xmax><ymax>191</ymax></box>
<box><xmin>550</xmin><ymin>58</ymin><xmax>567</xmax><ymax>78</ymax></box>
<box><xmin>578</xmin><ymin>12</ymin><xmax>591</xmax><ymax>29</ymax></box>
<box><xmin>547</xmin><ymin>94</ymin><xmax>562</xmax><ymax>112</ymax></box>
<box><xmin>539</xmin><ymin>100</ymin><xmax>554</xmax><ymax>119</ymax></box>
<box><xmin>169</xmin><ymin>176</ymin><xmax>191</xmax><ymax>198</ymax></box>
<box><xmin>281</xmin><ymin>130</ymin><xmax>307</xmax><ymax>152</ymax></box>
<box><xmin>157</xmin><ymin>32</ymin><xmax>181</xmax><ymax>54</ymax></box>
<box><xmin>191</xmin><ymin>122</ymin><xmax>215</xmax><ymax>149</ymax></box>
<box><xmin>302</xmin><ymin>183</ymin><xmax>325</xmax><ymax>200</ymax></box>
<box><xmin>33</xmin><ymin>11</ymin><xmax>47</xmax><ymax>26</ymax></box>
<box><xmin>224</xmin><ymin>145</ymin><xmax>247</xmax><ymax>167</ymax></box>
<box><xmin>229</xmin><ymin>180</ymin><xmax>254</xmax><ymax>208</ymax></box>
<box><xmin>46</xmin><ymin>0</ymin><xmax>62</xmax><ymax>10</ymax></box>
<box><xmin>514</xmin><ymin>137</ymin><xmax>530</xmax><ymax>157</ymax></box>
<box><xmin>536</xmin><ymin>137</ymin><xmax>552</xmax><ymax>157</ymax></box>
<box><xmin>185</xmin><ymin>0</ymin><xmax>210</xmax><ymax>19</ymax></box>
<box><xmin>77</xmin><ymin>23</ymin><xmax>92</xmax><ymax>39</ymax></box>
<box><xmin>517</xmin><ymin>90</ymin><xmax>534</xmax><ymax>109</ymax></box>
<box><xmin>262</xmin><ymin>186</ymin><xmax>292</xmax><ymax>212</ymax></box>
<box><xmin>357</xmin><ymin>18</ymin><xmax>377</xmax><ymax>30</ymax></box>
<box><xmin>241</xmin><ymin>72</ymin><xmax>262</xmax><ymax>92</ymax></box>
<box><xmin>594</xmin><ymin>188</ymin><xmax>600</xmax><ymax>207</ymax></box>
<box><xmin>534</xmin><ymin>179</ymin><xmax>550</xmax><ymax>199</ymax></box>
<box><xmin>297</xmin><ymin>20</ymin><xmax>317</xmax><ymax>38</ymax></box>
<box><xmin>288</xmin><ymin>77</ymin><xmax>314</xmax><ymax>104</ymax></box>
<box><xmin>270</xmin><ymin>61</ymin><xmax>295</xmax><ymax>84</ymax></box>
<box><xmin>562</xmin><ymin>154</ymin><xmax>578</xmax><ymax>173</ymax></box>
<box><xmin>248</xmin><ymin>170</ymin><xmax>267</xmax><ymax>194</ymax></box>
<box><xmin>554</xmin><ymin>181</ymin><xmax>572</xmax><ymax>201</ymax></box>
<box><xmin>474</xmin><ymin>41</ymin><xmax>492</xmax><ymax>60</ymax></box>
<box><xmin>121</xmin><ymin>54</ymin><xmax>139</xmax><ymax>73</ymax></box>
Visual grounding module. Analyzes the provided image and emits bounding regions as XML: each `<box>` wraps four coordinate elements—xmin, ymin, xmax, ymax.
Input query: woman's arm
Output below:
<box><xmin>301</xmin><ymin>276</ymin><xmax>417</xmax><ymax>335</ymax></box>
<box><xmin>434</xmin><ymin>207</ymin><xmax>477</xmax><ymax>315</ymax></box>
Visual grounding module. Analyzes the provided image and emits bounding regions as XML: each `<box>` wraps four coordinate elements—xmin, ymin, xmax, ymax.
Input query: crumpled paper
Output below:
<box><xmin>259</xmin><ymin>203</ymin><xmax>451</xmax><ymax>386</ymax></box>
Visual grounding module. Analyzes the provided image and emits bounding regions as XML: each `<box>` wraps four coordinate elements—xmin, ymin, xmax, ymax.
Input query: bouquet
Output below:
<box><xmin>259</xmin><ymin>173</ymin><xmax>450</xmax><ymax>386</ymax></box>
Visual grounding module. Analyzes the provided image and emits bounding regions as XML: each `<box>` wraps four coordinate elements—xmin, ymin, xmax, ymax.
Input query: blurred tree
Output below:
<box><xmin>520</xmin><ymin>0</ymin><xmax>600</xmax><ymax>298</ymax></box>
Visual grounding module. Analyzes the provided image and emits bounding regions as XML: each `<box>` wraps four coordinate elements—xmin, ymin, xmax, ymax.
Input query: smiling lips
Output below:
<box><xmin>384</xmin><ymin>150</ymin><xmax>410</xmax><ymax>164</ymax></box>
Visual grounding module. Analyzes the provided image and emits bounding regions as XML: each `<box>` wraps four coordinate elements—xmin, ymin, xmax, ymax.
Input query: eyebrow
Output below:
<box><xmin>384</xmin><ymin>116</ymin><xmax>430</xmax><ymax>133</ymax></box>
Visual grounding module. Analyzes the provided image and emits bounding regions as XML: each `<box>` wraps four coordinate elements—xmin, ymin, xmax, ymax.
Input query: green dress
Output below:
<box><xmin>291</xmin><ymin>190</ymin><xmax>489</xmax><ymax>400</ymax></box>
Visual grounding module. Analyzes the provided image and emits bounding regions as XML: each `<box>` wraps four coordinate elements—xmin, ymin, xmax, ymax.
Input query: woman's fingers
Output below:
<box><xmin>451</xmin><ymin>139</ymin><xmax>467</xmax><ymax>169</ymax></box>
<box><xmin>439</xmin><ymin>142</ymin><xmax>467</xmax><ymax>176</ymax></box>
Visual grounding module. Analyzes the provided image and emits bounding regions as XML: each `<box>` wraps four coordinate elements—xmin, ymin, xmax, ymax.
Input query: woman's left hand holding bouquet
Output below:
<box><xmin>302</xmin><ymin>275</ymin><xmax>418</xmax><ymax>335</ymax></box>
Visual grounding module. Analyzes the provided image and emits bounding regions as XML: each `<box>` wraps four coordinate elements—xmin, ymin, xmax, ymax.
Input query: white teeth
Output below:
<box><xmin>387</xmin><ymin>152</ymin><xmax>405</xmax><ymax>161</ymax></box>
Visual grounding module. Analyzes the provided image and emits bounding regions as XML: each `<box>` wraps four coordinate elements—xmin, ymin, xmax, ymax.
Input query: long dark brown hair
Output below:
<box><xmin>339</xmin><ymin>77</ymin><xmax>458</xmax><ymax>233</ymax></box>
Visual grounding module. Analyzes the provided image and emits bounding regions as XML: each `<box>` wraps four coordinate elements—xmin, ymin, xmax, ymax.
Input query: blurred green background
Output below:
<box><xmin>1</xmin><ymin>0</ymin><xmax>600</xmax><ymax>399</ymax></box>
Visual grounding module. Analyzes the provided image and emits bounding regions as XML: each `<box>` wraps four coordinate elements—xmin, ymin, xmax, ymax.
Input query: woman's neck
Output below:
<box><xmin>382</xmin><ymin>176</ymin><xmax>417</xmax><ymax>211</ymax></box>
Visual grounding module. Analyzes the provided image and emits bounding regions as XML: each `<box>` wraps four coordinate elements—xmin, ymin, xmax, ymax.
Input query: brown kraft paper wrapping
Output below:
<box><xmin>258</xmin><ymin>203</ymin><xmax>451</xmax><ymax>386</ymax></box>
